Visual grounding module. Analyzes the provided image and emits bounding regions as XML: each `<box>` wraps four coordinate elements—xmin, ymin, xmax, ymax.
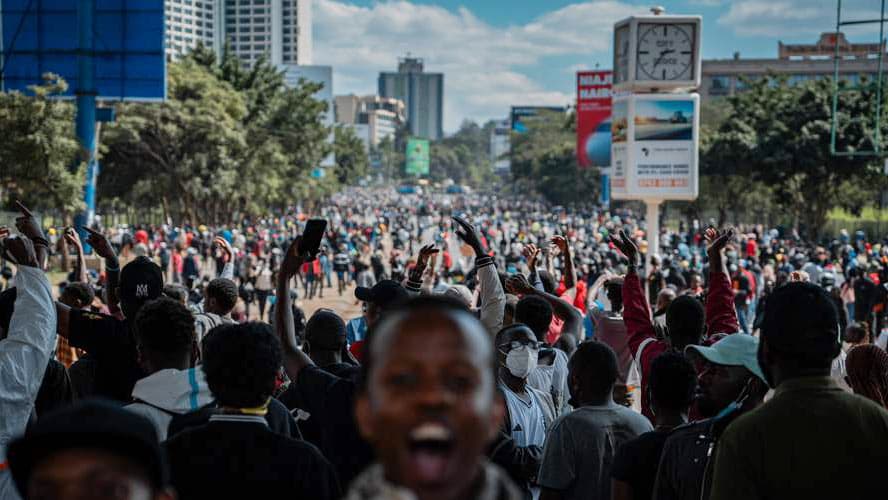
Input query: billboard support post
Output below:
<box><xmin>645</xmin><ymin>199</ymin><xmax>661</xmax><ymax>275</ymax></box>
<box><xmin>73</xmin><ymin>0</ymin><xmax>97</xmax><ymax>240</ymax></box>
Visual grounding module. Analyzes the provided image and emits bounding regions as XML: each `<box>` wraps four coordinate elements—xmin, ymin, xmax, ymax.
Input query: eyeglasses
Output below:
<box><xmin>498</xmin><ymin>340</ymin><xmax>541</xmax><ymax>353</ymax></box>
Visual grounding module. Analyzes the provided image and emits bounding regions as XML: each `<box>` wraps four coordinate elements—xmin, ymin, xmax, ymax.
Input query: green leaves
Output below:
<box><xmin>701</xmin><ymin>74</ymin><xmax>888</xmax><ymax>240</ymax></box>
<box><xmin>0</xmin><ymin>74</ymin><xmax>83</xmax><ymax>213</ymax></box>
<box><xmin>510</xmin><ymin>111</ymin><xmax>599</xmax><ymax>204</ymax></box>
<box><xmin>98</xmin><ymin>52</ymin><xmax>333</xmax><ymax>224</ymax></box>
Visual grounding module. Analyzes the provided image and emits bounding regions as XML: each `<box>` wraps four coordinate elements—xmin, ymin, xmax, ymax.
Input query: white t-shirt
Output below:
<box><xmin>500</xmin><ymin>384</ymin><xmax>550</xmax><ymax>500</ymax></box>
<box><xmin>876</xmin><ymin>330</ymin><xmax>888</xmax><ymax>351</ymax></box>
<box><xmin>500</xmin><ymin>384</ymin><xmax>548</xmax><ymax>449</ymax></box>
<box><xmin>527</xmin><ymin>349</ymin><xmax>570</xmax><ymax>414</ymax></box>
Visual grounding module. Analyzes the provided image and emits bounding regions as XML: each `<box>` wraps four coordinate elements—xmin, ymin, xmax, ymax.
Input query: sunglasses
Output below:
<box><xmin>497</xmin><ymin>340</ymin><xmax>541</xmax><ymax>353</ymax></box>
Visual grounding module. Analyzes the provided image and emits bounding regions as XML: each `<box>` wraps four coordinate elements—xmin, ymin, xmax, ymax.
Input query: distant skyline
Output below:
<box><xmin>313</xmin><ymin>0</ymin><xmax>883</xmax><ymax>133</ymax></box>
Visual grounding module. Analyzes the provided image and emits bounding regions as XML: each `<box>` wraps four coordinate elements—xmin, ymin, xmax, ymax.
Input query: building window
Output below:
<box><xmin>240</xmin><ymin>8</ymin><xmax>250</xmax><ymax>14</ymax></box>
<box><xmin>240</xmin><ymin>36</ymin><xmax>251</xmax><ymax>41</ymax></box>
<box><xmin>708</xmin><ymin>75</ymin><xmax>730</xmax><ymax>94</ymax></box>
<box><xmin>254</xmin><ymin>35</ymin><xmax>266</xmax><ymax>41</ymax></box>
<box><xmin>255</xmin><ymin>8</ymin><xmax>266</xmax><ymax>14</ymax></box>
<box><xmin>254</xmin><ymin>25</ymin><xmax>265</xmax><ymax>32</ymax></box>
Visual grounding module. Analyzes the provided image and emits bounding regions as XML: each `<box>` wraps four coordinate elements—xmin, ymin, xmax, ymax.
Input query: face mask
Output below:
<box><xmin>505</xmin><ymin>345</ymin><xmax>538</xmax><ymax>379</ymax></box>
<box><xmin>713</xmin><ymin>378</ymin><xmax>754</xmax><ymax>421</ymax></box>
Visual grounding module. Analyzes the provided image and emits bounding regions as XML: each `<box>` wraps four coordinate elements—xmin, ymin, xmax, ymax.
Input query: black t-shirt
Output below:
<box><xmin>67</xmin><ymin>309</ymin><xmax>143</xmax><ymax>402</ymax></box>
<box><xmin>34</xmin><ymin>359</ymin><xmax>74</xmax><ymax>418</ymax></box>
<box><xmin>854</xmin><ymin>277</ymin><xmax>876</xmax><ymax>320</ymax></box>
<box><xmin>279</xmin><ymin>365</ymin><xmax>374</xmax><ymax>486</ymax></box>
<box><xmin>611</xmin><ymin>430</ymin><xmax>671</xmax><ymax>500</ymax></box>
<box><xmin>322</xmin><ymin>362</ymin><xmax>362</xmax><ymax>382</ymax></box>
<box><xmin>165</xmin><ymin>420</ymin><xmax>340</xmax><ymax>500</ymax></box>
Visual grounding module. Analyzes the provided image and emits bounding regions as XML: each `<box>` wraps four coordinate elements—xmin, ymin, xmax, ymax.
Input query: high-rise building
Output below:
<box><xmin>335</xmin><ymin>95</ymin><xmax>406</xmax><ymax>149</ymax></box>
<box><xmin>378</xmin><ymin>57</ymin><xmax>444</xmax><ymax>140</ymax></box>
<box><xmin>222</xmin><ymin>0</ymin><xmax>311</xmax><ymax>66</ymax></box>
<box><xmin>165</xmin><ymin>0</ymin><xmax>222</xmax><ymax>60</ymax></box>
<box><xmin>164</xmin><ymin>0</ymin><xmax>311</xmax><ymax>64</ymax></box>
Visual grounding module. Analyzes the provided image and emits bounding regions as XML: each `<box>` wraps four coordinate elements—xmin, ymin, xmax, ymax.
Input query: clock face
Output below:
<box><xmin>636</xmin><ymin>23</ymin><xmax>695</xmax><ymax>81</ymax></box>
<box><xmin>614</xmin><ymin>25</ymin><xmax>630</xmax><ymax>84</ymax></box>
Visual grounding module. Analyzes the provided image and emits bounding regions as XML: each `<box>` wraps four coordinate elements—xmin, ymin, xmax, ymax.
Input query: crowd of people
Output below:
<box><xmin>1</xmin><ymin>187</ymin><xmax>888</xmax><ymax>500</ymax></box>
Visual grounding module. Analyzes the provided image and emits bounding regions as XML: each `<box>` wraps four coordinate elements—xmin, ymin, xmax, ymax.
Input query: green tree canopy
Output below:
<box><xmin>0</xmin><ymin>75</ymin><xmax>83</xmax><ymax>213</ymax></box>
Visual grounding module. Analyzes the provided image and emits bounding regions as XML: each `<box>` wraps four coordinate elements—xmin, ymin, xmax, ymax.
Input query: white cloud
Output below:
<box><xmin>313</xmin><ymin>0</ymin><xmax>646</xmax><ymax>133</ymax></box>
<box><xmin>717</xmin><ymin>0</ymin><xmax>882</xmax><ymax>37</ymax></box>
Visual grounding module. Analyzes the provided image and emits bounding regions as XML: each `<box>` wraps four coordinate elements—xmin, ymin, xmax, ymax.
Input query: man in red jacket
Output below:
<box><xmin>611</xmin><ymin>228</ymin><xmax>739</xmax><ymax>422</ymax></box>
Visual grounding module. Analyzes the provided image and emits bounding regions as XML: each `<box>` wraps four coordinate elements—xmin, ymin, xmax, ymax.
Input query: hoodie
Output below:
<box><xmin>125</xmin><ymin>368</ymin><xmax>214</xmax><ymax>441</ymax></box>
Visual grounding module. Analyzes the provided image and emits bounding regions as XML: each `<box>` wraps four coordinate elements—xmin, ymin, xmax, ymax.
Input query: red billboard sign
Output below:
<box><xmin>577</xmin><ymin>70</ymin><xmax>613</xmax><ymax>169</ymax></box>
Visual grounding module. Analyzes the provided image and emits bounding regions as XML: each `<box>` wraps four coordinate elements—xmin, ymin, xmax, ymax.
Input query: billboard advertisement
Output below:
<box><xmin>576</xmin><ymin>71</ymin><xmax>612</xmax><ymax>169</ymax></box>
<box><xmin>406</xmin><ymin>138</ymin><xmax>430</xmax><ymax>176</ymax></box>
<box><xmin>1</xmin><ymin>0</ymin><xmax>166</xmax><ymax>101</ymax></box>
<box><xmin>511</xmin><ymin>106</ymin><xmax>566</xmax><ymax>133</ymax></box>
<box><xmin>610</xmin><ymin>93</ymin><xmax>699</xmax><ymax>201</ymax></box>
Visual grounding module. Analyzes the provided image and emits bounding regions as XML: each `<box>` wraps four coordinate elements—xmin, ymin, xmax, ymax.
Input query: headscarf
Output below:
<box><xmin>846</xmin><ymin>345</ymin><xmax>888</xmax><ymax>409</ymax></box>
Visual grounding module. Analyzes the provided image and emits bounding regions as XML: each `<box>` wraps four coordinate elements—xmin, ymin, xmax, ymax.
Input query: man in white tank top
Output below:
<box><xmin>496</xmin><ymin>324</ymin><xmax>556</xmax><ymax>499</ymax></box>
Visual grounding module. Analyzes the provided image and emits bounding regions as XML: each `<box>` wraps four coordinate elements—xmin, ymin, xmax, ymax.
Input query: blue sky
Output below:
<box><xmin>314</xmin><ymin>0</ymin><xmax>883</xmax><ymax>132</ymax></box>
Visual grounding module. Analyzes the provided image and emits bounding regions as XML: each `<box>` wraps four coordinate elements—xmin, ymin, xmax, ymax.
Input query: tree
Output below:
<box><xmin>707</xmin><ymin>75</ymin><xmax>886</xmax><ymax>240</ymax></box>
<box><xmin>0</xmin><ymin>75</ymin><xmax>83</xmax><ymax>213</ymax></box>
<box><xmin>334</xmin><ymin>126</ymin><xmax>369</xmax><ymax>185</ymax></box>
<box><xmin>100</xmin><ymin>47</ymin><xmax>334</xmax><ymax>223</ymax></box>
<box><xmin>100</xmin><ymin>60</ymin><xmax>248</xmax><ymax>224</ymax></box>
<box><xmin>430</xmin><ymin>120</ymin><xmax>496</xmax><ymax>186</ymax></box>
<box><xmin>510</xmin><ymin>111</ymin><xmax>600</xmax><ymax>204</ymax></box>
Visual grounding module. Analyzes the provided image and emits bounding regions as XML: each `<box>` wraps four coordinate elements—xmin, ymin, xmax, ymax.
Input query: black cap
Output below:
<box><xmin>8</xmin><ymin>399</ymin><xmax>169</xmax><ymax>495</ymax></box>
<box><xmin>355</xmin><ymin>280</ymin><xmax>408</xmax><ymax>310</ymax></box>
<box><xmin>761</xmin><ymin>282</ymin><xmax>840</xmax><ymax>360</ymax></box>
<box><xmin>119</xmin><ymin>257</ymin><xmax>163</xmax><ymax>304</ymax></box>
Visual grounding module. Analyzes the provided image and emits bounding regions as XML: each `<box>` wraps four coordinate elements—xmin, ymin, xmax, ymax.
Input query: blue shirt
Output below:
<box><xmin>346</xmin><ymin>317</ymin><xmax>367</xmax><ymax>345</ymax></box>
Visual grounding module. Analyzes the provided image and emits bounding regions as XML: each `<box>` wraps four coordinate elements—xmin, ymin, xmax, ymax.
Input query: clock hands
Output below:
<box><xmin>652</xmin><ymin>49</ymin><xmax>675</xmax><ymax>69</ymax></box>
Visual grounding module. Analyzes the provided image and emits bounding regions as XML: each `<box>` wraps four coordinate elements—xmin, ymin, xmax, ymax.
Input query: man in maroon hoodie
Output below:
<box><xmin>611</xmin><ymin>228</ymin><xmax>739</xmax><ymax>422</ymax></box>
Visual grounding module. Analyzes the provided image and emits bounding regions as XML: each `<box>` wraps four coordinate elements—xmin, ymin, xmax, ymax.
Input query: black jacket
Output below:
<box><xmin>165</xmin><ymin>418</ymin><xmax>340</xmax><ymax>500</ymax></box>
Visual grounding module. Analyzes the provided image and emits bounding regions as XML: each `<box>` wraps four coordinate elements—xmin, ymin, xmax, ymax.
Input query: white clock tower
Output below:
<box><xmin>610</xmin><ymin>7</ymin><xmax>702</xmax><ymax>271</ymax></box>
<box><xmin>612</xmin><ymin>8</ymin><xmax>702</xmax><ymax>92</ymax></box>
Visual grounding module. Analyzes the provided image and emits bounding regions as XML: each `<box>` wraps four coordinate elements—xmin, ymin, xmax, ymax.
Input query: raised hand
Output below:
<box><xmin>417</xmin><ymin>244</ymin><xmax>439</xmax><ymax>269</ymax></box>
<box><xmin>610</xmin><ymin>229</ymin><xmax>640</xmax><ymax>268</ymax></box>
<box><xmin>409</xmin><ymin>244</ymin><xmax>439</xmax><ymax>282</ymax></box>
<box><xmin>281</xmin><ymin>236</ymin><xmax>308</xmax><ymax>280</ymax></box>
<box><xmin>13</xmin><ymin>201</ymin><xmax>44</xmax><ymax>243</ymax></box>
<box><xmin>64</xmin><ymin>227</ymin><xmax>83</xmax><ymax>251</ymax></box>
<box><xmin>2</xmin><ymin>235</ymin><xmax>38</xmax><ymax>268</ymax></box>
<box><xmin>505</xmin><ymin>274</ymin><xmax>536</xmax><ymax>296</ymax></box>
<box><xmin>82</xmin><ymin>226</ymin><xmax>116</xmax><ymax>261</ymax></box>
<box><xmin>214</xmin><ymin>236</ymin><xmax>234</xmax><ymax>262</ymax></box>
<box><xmin>704</xmin><ymin>227</ymin><xmax>734</xmax><ymax>259</ymax></box>
<box><xmin>550</xmin><ymin>235</ymin><xmax>569</xmax><ymax>255</ymax></box>
<box><xmin>523</xmin><ymin>243</ymin><xmax>541</xmax><ymax>271</ymax></box>
<box><xmin>452</xmin><ymin>216</ymin><xmax>485</xmax><ymax>255</ymax></box>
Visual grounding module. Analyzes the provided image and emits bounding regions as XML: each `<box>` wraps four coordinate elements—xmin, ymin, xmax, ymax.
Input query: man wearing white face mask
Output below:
<box><xmin>496</xmin><ymin>324</ymin><xmax>556</xmax><ymax>500</ymax></box>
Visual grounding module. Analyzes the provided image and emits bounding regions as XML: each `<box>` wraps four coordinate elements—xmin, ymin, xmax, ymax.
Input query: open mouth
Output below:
<box><xmin>406</xmin><ymin>422</ymin><xmax>456</xmax><ymax>483</ymax></box>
